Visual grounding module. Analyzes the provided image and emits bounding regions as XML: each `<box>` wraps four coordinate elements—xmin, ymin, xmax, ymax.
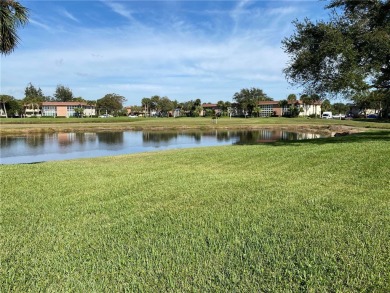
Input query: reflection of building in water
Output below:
<box><xmin>58</xmin><ymin>133</ymin><xmax>76</xmax><ymax>146</ymax></box>
<box><xmin>256</xmin><ymin>129</ymin><xmax>321</xmax><ymax>142</ymax></box>
<box><xmin>252</xmin><ymin>129</ymin><xmax>287</xmax><ymax>142</ymax></box>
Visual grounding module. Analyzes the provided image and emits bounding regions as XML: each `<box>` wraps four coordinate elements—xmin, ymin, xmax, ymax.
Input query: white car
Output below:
<box><xmin>99</xmin><ymin>114</ymin><xmax>113</xmax><ymax>118</ymax></box>
<box><xmin>333</xmin><ymin>114</ymin><xmax>346</xmax><ymax>119</ymax></box>
<box><xmin>322</xmin><ymin>112</ymin><xmax>333</xmax><ymax>119</ymax></box>
<box><xmin>128</xmin><ymin>115</ymin><xmax>138</xmax><ymax>118</ymax></box>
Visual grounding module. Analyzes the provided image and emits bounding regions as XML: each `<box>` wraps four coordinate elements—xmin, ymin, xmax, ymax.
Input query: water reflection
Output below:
<box><xmin>0</xmin><ymin>130</ymin><xmax>327</xmax><ymax>164</ymax></box>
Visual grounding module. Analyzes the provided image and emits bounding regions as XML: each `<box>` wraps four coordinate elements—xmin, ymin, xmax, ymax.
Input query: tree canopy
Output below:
<box><xmin>54</xmin><ymin>85</ymin><xmax>74</xmax><ymax>102</ymax></box>
<box><xmin>233</xmin><ymin>87</ymin><xmax>272</xmax><ymax>116</ymax></box>
<box><xmin>0</xmin><ymin>0</ymin><xmax>29</xmax><ymax>55</ymax></box>
<box><xmin>96</xmin><ymin>93</ymin><xmax>126</xmax><ymax>116</ymax></box>
<box><xmin>283</xmin><ymin>0</ymin><xmax>390</xmax><ymax>97</ymax></box>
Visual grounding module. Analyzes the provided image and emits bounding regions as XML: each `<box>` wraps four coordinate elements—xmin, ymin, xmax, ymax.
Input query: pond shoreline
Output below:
<box><xmin>0</xmin><ymin>122</ymin><xmax>364</xmax><ymax>136</ymax></box>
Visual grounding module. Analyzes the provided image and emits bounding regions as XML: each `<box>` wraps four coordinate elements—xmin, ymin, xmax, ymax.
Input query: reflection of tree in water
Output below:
<box><xmin>233</xmin><ymin>130</ymin><xmax>304</xmax><ymax>144</ymax></box>
<box><xmin>0</xmin><ymin>136</ymin><xmax>19</xmax><ymax>148</ymax></box>
<box><xmin>25</xmin><ymin>134</ymin><xmax>45</xmax><ymax>148</ymax></box>
<box><xmin>216</xmin><ymin>131</ymin><xmax>232</xmax><ymax>142</ymax></box>
<box><xmin>97</xmin><ymin>132</ymin><xmax>124</xmax><ymax>145</ymax></box>
<box><xmin>234</xmin><ymin>131</ymin><xmax>259</xmax><ymax>144</ymax></box>
<box><xmin>189</xmin><ymin>132</ymin><xmax>201</xmax><ymax>142</ymax></box>
<box><xmin>143</xmin><ymin>132</ymin><xmax>178</xmax><ymax>143</ymax></box>
<box><xmin>75</xmin><ymin>133</ymin><xmax>86</xmax><ymax>144</ymax></box>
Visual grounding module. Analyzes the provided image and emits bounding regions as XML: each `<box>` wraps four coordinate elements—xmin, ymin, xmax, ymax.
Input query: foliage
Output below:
<box><xmin>73</xmin><ymin>107</ymin><xmax>84</xmax><ymax>118</ymax></box>
<box><xmin>1</xmin><ymin>132</ymin><xmax>389</xmax><ymax>291</ymax></box>
<box><xmin>53</xmin><ymin>84</ymin><xmax>74</xmax><ymax>102</ymax></box>
<box><xmin>350</xmin><ymin>89</ymin><xmax>390</xmax><ymax>118</ymax></box>
<box><xmin>0</xmin><ymin>0</ymin><xmax>29</xmax><ymax>55</ymax></box>
<box><xmin>96</xmin><ymin>93</ymin><xmax>126</xmax><ymax>116</ymax></box>
<box><xmin>157</xmin><ymin>96</ymin><xmax>174</xmax><ymax>116</ymax></box>
<box><xmin>321</xmin><ymin>99</ymin><xmax>332</xmax><ymax>112</ymax></box>
<box><xmin>287</xmin><ymin>93</ymin><xmax>297</xmax><ymax>102</ymax></box>
<box><xmin>0</xmin><ymin>94</ymin><xmax>24</xmax><ymax>117</ymax></box>
<box><xmin>24</xmin><ymin>82</ymin><xmax>47</xmax><ymax>103</ymax></box>
<box><xmin>233</xmin><ymin>87</ymin><xmax>272</xmax><ymax>117</ymax></box>
<box><xmin>331</xmin><ymin>102</ymin><xmax>348</xmax><ymax>115</ymax></box>
<box><xmin>283</xmin><ymin>0</ymin><xmax>390</xmax><ymax>97</ymax></box>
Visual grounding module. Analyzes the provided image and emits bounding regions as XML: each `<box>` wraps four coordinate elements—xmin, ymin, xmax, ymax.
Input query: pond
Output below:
<box><xmin>0</xmin><ymin>129</ymin><xmax>327</xmax><ymax>164</ymax></box>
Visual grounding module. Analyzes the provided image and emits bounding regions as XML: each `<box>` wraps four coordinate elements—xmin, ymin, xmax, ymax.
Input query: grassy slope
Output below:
<box><xmin>1</xmin><ymin>131</ymin><xmax>389</xmax><ymax>291</ymax></box>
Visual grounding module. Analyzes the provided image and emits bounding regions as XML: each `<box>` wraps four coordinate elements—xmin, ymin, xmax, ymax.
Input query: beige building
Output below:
<box><xmin>258</xmin><ymin>100</ymin><xmax>322</xmax><ymax>117</ymax></box>
<box><xmin>41</xmin><ymin>102</ymin><xmax>96</xmax><ymax>117</ymax></box>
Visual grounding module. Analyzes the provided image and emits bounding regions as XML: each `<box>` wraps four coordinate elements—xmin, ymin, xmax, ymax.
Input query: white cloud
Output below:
<box><xmin>61</xmin><ymin>9</ymin><xmax>80</xmax><ymax>23</ymax></box>
<box><xmin>2</xmin><ymin>1</ymin><xmax>326</xmax><ymax>103</ymax></box>
<box><xmin>102</xmin><ymin>1</ymin><xmax>136</xmax><ymax>21</ymax></box>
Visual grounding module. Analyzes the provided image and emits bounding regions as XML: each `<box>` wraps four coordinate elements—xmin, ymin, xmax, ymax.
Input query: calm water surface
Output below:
<box><xmin>0</xmin><ymin>130</ymin><xmax>326</xmax><ymax>164</ymax></box>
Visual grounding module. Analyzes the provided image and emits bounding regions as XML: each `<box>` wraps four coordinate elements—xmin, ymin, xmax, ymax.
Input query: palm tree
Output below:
<box><xmin>0</xmin><ymin>0</ymin><xmax>29</xmax><ymax>55</ymax></box>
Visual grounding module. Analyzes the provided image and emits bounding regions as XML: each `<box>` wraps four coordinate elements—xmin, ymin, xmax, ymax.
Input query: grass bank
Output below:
<box><xmin>1</xmin><ymin>117</ymin><xmax>389</xmax><ymax>135</ymax></box>
<box><xmin>1</xmin><ymin>131</ymin><xmax>389</xmax><ymax>291</ymax></box>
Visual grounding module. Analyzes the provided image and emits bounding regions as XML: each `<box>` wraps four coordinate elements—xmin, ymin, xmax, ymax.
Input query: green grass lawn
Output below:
<box><xmin>1</xmin><ymin>131</ymin><xmax>389</xmax><ymax>291</ymax></box>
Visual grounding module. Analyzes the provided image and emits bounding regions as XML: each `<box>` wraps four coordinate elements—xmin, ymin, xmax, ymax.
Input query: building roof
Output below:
<box><xmin>258</xmin><ymin>100</ymin><xmax>322</xmax><ymax>106</ymax></box>
<box><xmin>42</xmin><ymin>102</ymin><xmax>94</xmax><ymax>106</ymax></box>
<box><xmin>202</xmin><ymin>103</ymin><xmax>218</xmax><ymax>108</ymax></box>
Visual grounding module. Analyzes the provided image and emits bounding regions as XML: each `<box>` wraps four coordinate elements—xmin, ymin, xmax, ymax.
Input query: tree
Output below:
<box><xmin>141</xmin><ymin>97</ymin><xmax>151</xmax><ymax>117</ymax></box>
<box><xmin>24</xmin><ymin>83</ymin><xmax>45</xmax><ymax>101</ymax></box>
<box><xmin>278</xmin><ymin>99</ymin><xmax>289</xmax><ymax>116</ymax></box>
<box><xmin>54</xmin><ymin>85</ymin><xmax>74</xmax><ymax>102</ymax></box>
<box><xmin>283</xmin><ymin>0</ymin><xmax>390</xmax><ymax>98</ymax></box>
<box><xmin>96</xmin><ymin>93</ymin><xmax>126</xmax><ymax>116</ymax></box>
<box><xmin>233</xmin><ymin>87</ymin><xmax>271</xmax><ymax>117</ymax></box>
<box><xmin>351</xmin><ymin>89</ymin><xmax>388</xmax><ymax>117</ymax></box>
<box><xmin>300</xmin><ymin>94</ymin><xmax>312</xmax><ymax>116</ymax></box>
<box><xmin>74</xmin><ymin>107</ymin><xmax>84</xmax><ymax>118</ymax></box>
<box><xmin>321</xmin><ymin>99</ymin><xmax>331</xmax><ymax>112</ymax></box>
<box><xmin>0</xmin><ymin>95</ymin><xmax>11</xmax><ymax>117</ymax></box>
<box><xmin>332</xmin><ymin>102</ymin><xmax>348</xmax><ymax>115</ymax></box>
<box><xmin>0</xmin><ymin>0</ymin><xmax>29</xmax><ymax>55</ymax></box>
<box><xmin>287</xmin><ymin>94</ymin><xmax>297</xmax><ymax>103</ymax></box>
<box><xmin>0</xmin><ymin>95</ymin><xmax>22</xmax><ymax>117</ymax></box>
<box><xmin>157</xmin><ymin>96</ymin><xmax>174</xmax><ymax>117</ymax></box>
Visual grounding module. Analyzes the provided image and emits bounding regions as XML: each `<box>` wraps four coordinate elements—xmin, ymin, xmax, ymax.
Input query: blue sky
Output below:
<box><xmin>1</xmin><ymin>0</ymin><xmax>328</xmax><ymax>105</ymax></box>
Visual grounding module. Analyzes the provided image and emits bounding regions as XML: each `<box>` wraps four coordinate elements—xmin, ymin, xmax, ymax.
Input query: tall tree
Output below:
<box><xmin>141</xmin><ymin>97</ymin><xmax>151</xmax><ymax>116</ymax></box>
<box><xmin>0</xmin><ymin>95</ymin><xmax>11</xmax><ymax>117</ymax></box>
<box><xmin>321</xmin><ymin>99</ymin><xmax>332</xmax><ymax>112</ymax></box>
<box><xmin>287</xmin><ymin>94</ymin><xmax>297</xmax><ymax>102</ymax></box>
<box><xmin>157</xmin><ymin>96</ymin><xmax>174</xmax><ymax>117</ymax></box>
<box><xmin>233</xmin><ymin>87</ymin><xmax>271</xmax><ymax>117</ymax></box>
<box><xmin>283</xmin><ymin>0</ymin><xmax>390</xmax><ymax>97</ymax></box>
<box><xmin>54</xmin><ymin>85</ymin><xmax>74</xmax><ymax>102</ymax></box>
<box><xmin>24</xmin><ymin>82</ymin><xmax>46</xmax><ymax>102</ymax></box>
<box><xmin>0</xmin><ymin>0</ymin><xmax>29</xmax><ymax>55</ymax></box>
<box><xmin>300</xmin><ymin>94</ymin><xmax>312</xmax><ymax>116</ymax></box>
<box><xmin>96</xmin><ymin>93</ymin><xmax>126</xmax><ymax>116</ymax></box>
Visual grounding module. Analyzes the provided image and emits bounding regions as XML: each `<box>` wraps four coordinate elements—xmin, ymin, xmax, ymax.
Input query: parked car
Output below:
<box><xmin>99</xmin><ymin>114</ymin><xmax>113</xmax><ymax>118</ymax></box>
<box><xmin>128</xmin><ymin>114</ymin><xmax>138</xmax><ymax>118</ymax></box>
<box><xmin>367</xmin><ymin>114</ymin><xmax>378</xmax><ymax>119</ymax></box>
<box><xmin>333</xmin><ymin>114</ymin><xmax>346</xmax><ymax>119</ymax></box>
<box><xmin>322</xmin><ymin>111</ymin><xmax>333</xmax><ymax>119</ymax></box>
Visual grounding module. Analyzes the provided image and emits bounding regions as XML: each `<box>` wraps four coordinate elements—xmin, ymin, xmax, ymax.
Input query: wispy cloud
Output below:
<box><xmin>29</xmin><ymin>18</ymin><xmax>52</xmax><ymax>32</ymax></box>
<box><xmin>102</xmin><ymin>1</ymin><xmax>136</xmax><ymax>21</ymax></box>
<box><xmin>2</xmin><ymin>1</ymin><xmax>327</xmax><ymax>103</ymax></box>
<box><xmin>61</xmin><ymin>9</ymin><xmax>80</xmax><ymax>23</ymax></box>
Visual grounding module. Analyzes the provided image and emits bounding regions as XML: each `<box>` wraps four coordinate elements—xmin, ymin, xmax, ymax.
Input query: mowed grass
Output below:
<box><xmin>1</xmin><ymin>131</ymin><xmax>389</xmax><ymax>291</ymax></box>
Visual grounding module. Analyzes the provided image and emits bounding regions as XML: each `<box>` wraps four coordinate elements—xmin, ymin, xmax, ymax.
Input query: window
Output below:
<box><xmin>42</xmin><ymin>106</ymin><xmax>56</xmax><ymax>117</ymax></box>
<box><xmin>260</xmin><ymin>105</ymin><xmax>274</xmax><ymax>117</ymax></box>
